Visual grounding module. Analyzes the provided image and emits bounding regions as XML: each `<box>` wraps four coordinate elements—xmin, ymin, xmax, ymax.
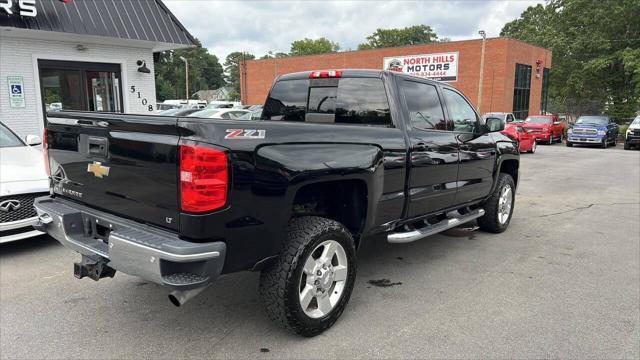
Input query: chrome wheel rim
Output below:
<box><xmin>497</xmin><ymin>185</ymin><xmax>513</xmax><ymax>224</ymax></box>
<box><xmin>298</xmin><ymin>240</ymin><xmax>348</xmax><ymax>319</ymax></box>
<box><xmin>532</xmin><ymin>141</ymin><xmax>536</xmax><ymax>153</ymax></box>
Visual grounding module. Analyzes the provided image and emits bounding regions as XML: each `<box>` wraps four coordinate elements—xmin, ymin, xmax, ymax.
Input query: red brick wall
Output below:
<box><xmin>241</xmin><ymin>37</ymin><xmax>551</xmax><ymax>116</ymax></box>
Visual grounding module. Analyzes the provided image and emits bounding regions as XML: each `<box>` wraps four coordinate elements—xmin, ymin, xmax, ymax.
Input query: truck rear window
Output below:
<box><xmin>262</xmin><ymin>78</ymin><xmax>391</xmax><ymax>126</ymax></box>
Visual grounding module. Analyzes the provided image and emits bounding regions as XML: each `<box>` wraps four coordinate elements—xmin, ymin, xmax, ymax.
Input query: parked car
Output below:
<box><xmin>188</xmin><ymin>108</ymin><xmax>250</xmax><ymax>119</ymax></box>
<box><xmin>0</xmin><ymin>122</ymin><xmax>49</xmax><ymax>243</ymax></box>
<box><xmin>624</xmin><ymin>115</ymin><xmax>640</xmax><ymax>150</ymax></box>
<box><xmin>501</xmin><ymin>122</ymin><xmax>537</xmax><ymax>153</ymax></box>
<box><xmin>566</xmin><ymin>115</ymin><xmax>618</xmax><ymax>148</ymax></box>
<box><xmin>35</xmin><ymin>69</ymin><xmax>519</xmax><ymax>336</ymax></box>
<box><xmin>155</xmin><ymin>103</ymin><xmax>180</xmax><ymax>112</ymax></box>
<box><xmin>238</xmin><ymin>109</ymin><xmax>262</xmax><ymax>120</ymax></box>
<box><xmin>482</xmin><ymin>112</ymin><xmax>516</xmax><ymax>124</ymax></box>
<box><xmin>204</xmin><ymin>102</ymin><xmax>234</xmax><ymax>109</ymax></box>
<box><xmin>522</xmin><ymin>114</ymin><xmax>565</xmax><ymax>144</ymax></box>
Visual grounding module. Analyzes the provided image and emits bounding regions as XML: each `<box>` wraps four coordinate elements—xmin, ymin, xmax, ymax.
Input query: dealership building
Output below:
<box><xmin>0</xmin><ymin>0</ymin><xmax>195</xmax><ymax>138</ymax></box>
<box><xmin>241</xmin><ymin>37</ymin><xmax>552</xmax><ymax>120</ymax></box>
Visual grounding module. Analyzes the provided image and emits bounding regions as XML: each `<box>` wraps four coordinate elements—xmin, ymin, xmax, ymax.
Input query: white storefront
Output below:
<box><xmin>0</xmin><ymin>0</ymin><xmax>194</xmax><ymax>138</ymax></box>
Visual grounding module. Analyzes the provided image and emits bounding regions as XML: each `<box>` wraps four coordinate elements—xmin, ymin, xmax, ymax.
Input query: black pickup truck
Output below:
<box><xmin>35</xmin><ymin>69</ymin><xmax>518</xmax><ymax>336</ymax></box>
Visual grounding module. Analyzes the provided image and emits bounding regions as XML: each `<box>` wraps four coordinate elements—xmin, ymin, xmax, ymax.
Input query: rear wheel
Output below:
<box><xmin>259</xmin><ymin>216</ymin><xmax>357</xmax><ymax>337</ymax></box>
<box><xmin>478</xmin><ymin>173</ymin><xmax>515</xmax><ymax>233</ymax></box>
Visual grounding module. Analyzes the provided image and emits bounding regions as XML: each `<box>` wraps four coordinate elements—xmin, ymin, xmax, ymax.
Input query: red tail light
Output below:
<box><xmin>43</xmin><ymin>128</ymin><xmax>50</xmax><ymax>176</ymax></box>
<box><xmin>180</xmin><ymin>143</ymin><xmax>228</xmax><ymax>213</ymax></box>
<box><xmin>309</xmin><ymin>70</ymin><xmax>342</xmax><ymax>78</ymax></box>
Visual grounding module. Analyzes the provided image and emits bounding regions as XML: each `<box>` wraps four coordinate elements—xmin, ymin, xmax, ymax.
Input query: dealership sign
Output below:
<box><xmin>383</xmin><ymin>52</ymin><xmax>459</xmax><ymax>82</ymax></box>
<box><xmin>0</xmin><ymin>0</ymin><xmax>37</xmax><ymax>17</ymax></box>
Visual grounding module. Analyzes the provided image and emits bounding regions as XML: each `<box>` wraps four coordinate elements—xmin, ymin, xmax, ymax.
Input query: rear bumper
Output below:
<box><xmin>33</xmin><ymin>196</ymin><xmax>226</xmax><ymax>289</ymax></box>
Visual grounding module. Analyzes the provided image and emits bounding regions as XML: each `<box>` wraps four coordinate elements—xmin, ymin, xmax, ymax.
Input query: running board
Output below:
<box><xmin>387</xmin><ymin>209</ymin><xmax>485</xmax><ymax>244</ymax></box>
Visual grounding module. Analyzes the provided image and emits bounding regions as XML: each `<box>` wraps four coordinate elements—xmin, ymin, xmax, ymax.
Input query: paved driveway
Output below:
<box><xmin>1</xmin><ymin>145</ymin><xmax>639</xmax><ymax>359</ymax></box>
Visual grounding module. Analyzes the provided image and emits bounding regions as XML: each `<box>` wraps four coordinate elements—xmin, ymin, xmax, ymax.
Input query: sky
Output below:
<box><xmin>164</xmin><ymin>0</ymin><xmax>545</xmax><ymax>61</ymax></box>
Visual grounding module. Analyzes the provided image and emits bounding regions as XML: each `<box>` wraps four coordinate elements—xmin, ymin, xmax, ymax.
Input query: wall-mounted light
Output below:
<box><xmin>76</xmin><ymin>44</ymin><xmax>88</xmax><ymax>51</ymax></box>
<box><xmin>535</xmin><ymin>59</ymin><xmax>543</xmax><ymax>78</ymax></box>
<box><xmin>137</xmin><ymin>60</ymin><xmax>150</xmax><ymax>74</ymax></box>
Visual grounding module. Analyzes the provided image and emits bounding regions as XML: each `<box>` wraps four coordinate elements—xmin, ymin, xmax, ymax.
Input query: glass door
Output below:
<box><xmin>38</xmin><ymin>60</ymin><xmax>123</xmax><ymax>114</ymax></box>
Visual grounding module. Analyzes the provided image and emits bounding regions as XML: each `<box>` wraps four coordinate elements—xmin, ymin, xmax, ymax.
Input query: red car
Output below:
<box><xmin>521</xmin><ymin>114</ymin><xmax>565</xmax><ymax>144</ymax></box>
<box><xmin>502</xmin><ymin>122</ymin><xmax>537</xmax><ymax>153</ymax></box>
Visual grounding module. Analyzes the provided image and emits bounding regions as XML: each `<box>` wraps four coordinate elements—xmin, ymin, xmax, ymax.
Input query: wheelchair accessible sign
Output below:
<box><xmin>8</xmin><ymin>76</ymin><xmax>26</xmax><ymax>108</ymax></box>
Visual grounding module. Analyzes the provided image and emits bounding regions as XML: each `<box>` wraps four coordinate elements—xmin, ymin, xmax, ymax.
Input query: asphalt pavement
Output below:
<box><xmin>1</xmin><ymin>144</ymin><xmax>639</xmax><ymax>359</ymax></box>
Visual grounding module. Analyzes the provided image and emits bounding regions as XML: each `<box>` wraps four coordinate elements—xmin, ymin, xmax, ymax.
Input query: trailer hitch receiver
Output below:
<box><xmin>74</xmin><ymin>256</ymin><xmax>116</xmax><ymax>281</ymax></box>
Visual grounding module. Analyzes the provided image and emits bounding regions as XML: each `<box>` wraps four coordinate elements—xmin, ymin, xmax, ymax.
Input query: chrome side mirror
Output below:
<box><xmin>25</xmin><ymin>135</ymin><xmax>42</xmax><ymax>146</ymax></box>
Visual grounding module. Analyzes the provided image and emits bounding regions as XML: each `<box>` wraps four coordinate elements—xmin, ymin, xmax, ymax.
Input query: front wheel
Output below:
<box><xmin>548</xmin><ymin>134</ymin><xmax>554</xmax><ymax>145</ymax></box>
<box><xmin>601</xmin><ymin>139</ymin><xmax>608</xmax><ymax>149</ymax></box>
<box><xmin>529</xmin><ymin>140</ymin><xmax>537</xmax><ymax>153</ymax></box>
<box><xmin>478</xmin><ymin>173</ymin><xmax>515</xmax><ymax>233</ymax></box>
<box><xmin>624</xmin><ymin>142</ymin><xmax>631</xmax><ymax>150</ymax></box>
<box><xmin>259</xmin><ymin>216</ymin><xmax>357</xmax><ymax>337</ymax></box>
<box><xmin>566</xmin><ymin>141</ymin><xmax>573</xmax><ymax>147</ymax></box>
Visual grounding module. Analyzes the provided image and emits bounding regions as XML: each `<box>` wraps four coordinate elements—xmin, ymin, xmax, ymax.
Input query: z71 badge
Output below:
<box><xmin>225</xmin><ymin>129</ymin><xmax>266</xmax><ymax>140</ymax></box>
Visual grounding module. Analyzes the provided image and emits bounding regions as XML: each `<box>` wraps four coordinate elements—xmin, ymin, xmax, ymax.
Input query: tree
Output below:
<box><xmin>154</xmin><ymin>38</ymin><xmax>225</xmax><ymax>101</ymax></box>
<box><xmin>501</xmin><ymin>0</ymin><xmax>640</xmax><ymax>120</ymax></box>
<box><xmin>224</xmin><ymin>51</ymin><xmax>255</xmax><ymax>101</ymax></box>
<box><xmin>357</xmin><ymin>25</ymin><xmax>438</xmax><ymax>50</ymax></box>
<box><xmin>260</xmin><ymin>51</ymin><xmax>289</xmax><ymax>59</ymax></box>
<box><xmin>289</xmin><ymin>38</ymin><xmax>340</xmax><ymax>56</ymax></box>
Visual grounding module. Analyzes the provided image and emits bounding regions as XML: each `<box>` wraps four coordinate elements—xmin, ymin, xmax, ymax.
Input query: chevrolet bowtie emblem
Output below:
<box><xmin>87</xmin><ymin>161</ymin><xmax>110</xmax><ymax>178</ymax></box>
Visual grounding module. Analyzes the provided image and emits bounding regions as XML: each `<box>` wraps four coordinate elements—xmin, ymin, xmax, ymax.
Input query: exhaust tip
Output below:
<box><xmin>168</xmin><ymin>294</ymin><xmax>181</xmax><ymax>307</ymax></box>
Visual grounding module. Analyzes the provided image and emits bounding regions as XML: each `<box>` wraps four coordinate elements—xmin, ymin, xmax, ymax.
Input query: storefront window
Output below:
<box><xmin>38</xmin><ymin>60</ymin><xmax>122</xmax><ymax>114</ymax></box>
<box><xmin>512</xmin><ymin>64</ymin><xmax>532</xmax><ymax>120</ymax></box>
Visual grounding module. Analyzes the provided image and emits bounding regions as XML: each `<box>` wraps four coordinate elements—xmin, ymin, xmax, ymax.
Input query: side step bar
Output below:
<box><xmin>387</xmin><ymin>208</ymin><xmax>485</xmax><ymax>244</ymax></box>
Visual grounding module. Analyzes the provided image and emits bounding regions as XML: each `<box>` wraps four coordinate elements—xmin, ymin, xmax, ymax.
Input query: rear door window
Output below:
<box><xmin>262</xmin><ymin>77</ymin><xmax>391</xmax><ymax>126</ymax></box>
<box><xmin>401</xmin><ymin>80</ymin><xmax>447</xmax><ymax>130</ymax></box>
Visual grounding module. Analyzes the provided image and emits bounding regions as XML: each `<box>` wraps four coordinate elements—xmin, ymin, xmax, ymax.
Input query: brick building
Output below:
<box><xmin>241</xmin><ymin>37</ymin><xmax>552</xmax><ymax>120</ymax></box>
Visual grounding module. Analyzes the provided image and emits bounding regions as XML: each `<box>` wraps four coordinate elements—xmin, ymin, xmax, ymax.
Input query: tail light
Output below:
<box><xmin>309</xmin><ymin>70</ymin><xmax>342</xmax><ymax>78</ymax></box>
<box><xmin>43</xmin><ymin>128</ymin><xmax>50</xmax><ymax>176</ymax></box>
<box><xmin>180</xmin><ymin>143</ymin><xmax>228</xmax><ymax>213</ymax></box>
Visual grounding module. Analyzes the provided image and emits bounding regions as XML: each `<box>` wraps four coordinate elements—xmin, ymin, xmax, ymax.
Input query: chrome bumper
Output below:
<box><xmin>33</xmin><ymin>196</ymin><xmax>226</xmax><ymax>289</ymax></box>
<box><xmin>568</xmin><ymin>136</ymin><xmax>603</xmax><ymax>143</ymax></box>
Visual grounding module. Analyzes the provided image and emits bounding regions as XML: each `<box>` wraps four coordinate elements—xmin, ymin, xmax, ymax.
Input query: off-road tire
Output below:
<box><xmin>259</xmin><ymin>216</ymin><xmax>357</xmax><ymax>337</ymax></box>
<box><xmin>478</xmin><ymin>173</ymin><xmax>515</xmax><ymax>233</ymax></box>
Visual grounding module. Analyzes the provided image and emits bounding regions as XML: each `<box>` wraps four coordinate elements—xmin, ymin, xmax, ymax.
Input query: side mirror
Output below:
<box><xmin>25</xmin><ymin>135</ymin><xmax>42</xmax><ymax>146</ymax></box>
<box><xmin>485</xmin><ymin>117</ymin><xmax>505</xmax><ymax>132</ymax></box>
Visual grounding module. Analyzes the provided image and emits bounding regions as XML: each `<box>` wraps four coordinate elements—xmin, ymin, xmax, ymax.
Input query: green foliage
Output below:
<box><xmin>619</xmin><ymin>124</ymin><xmax>629</xmax><ymax>136</ymax></box>
<box><xmin>357</xmin><ymin>25</ymin><xmax>438</xmax><ymax>50</ymax></box>
<box><xmin>260</xmin><ymin>51</ymin><xmax>289</xmax><ymax>60</ymax></box>
<box><xmin>289</xmin><ymin>38</ymin><xmax>340</xmax><ymax>56</ymax></box>
<box><xmin>154</xmin><ymin>38</ymin><xmax>225</xmax><ymax>101</ymax></box>
<box><xmin>223</xmin><ymin>51</ymin><xmax>256</xmax><ymax>100</ymax></box>
<box><xmin>501</xmin><ymin>0</ymin><xmax>640</xmax><ymax>119</ymax></box>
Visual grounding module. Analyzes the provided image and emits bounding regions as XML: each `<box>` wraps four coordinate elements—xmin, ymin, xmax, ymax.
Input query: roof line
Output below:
<box><xmin>154</xmin><ymin>0</ymin><xmax>197</xmax><ymax>47</ymax></box>
<box><xmin>246</xmin><ymin>36</ymin><xmax>551</xmax><ymax>63</ymax></box>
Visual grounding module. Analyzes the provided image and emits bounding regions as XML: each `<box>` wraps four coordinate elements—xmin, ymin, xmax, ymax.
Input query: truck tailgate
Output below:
<box><xmin>46</xmin><ymin>112</ymin><xmax>180</xmax><ymax>231</ymax></box>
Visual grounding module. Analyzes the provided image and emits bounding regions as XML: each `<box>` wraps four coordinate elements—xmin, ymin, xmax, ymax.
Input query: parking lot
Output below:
<box><xmin>1</xmin><ymin>144</ymin><xmax>638</xmax><ymax>359</ymax></box>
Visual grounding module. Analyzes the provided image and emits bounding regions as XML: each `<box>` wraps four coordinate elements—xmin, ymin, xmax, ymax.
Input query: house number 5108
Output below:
<box><xmin>130</xmin><ymin>85</ymin><xmax>153</xmax><ymax>112</ymax></box>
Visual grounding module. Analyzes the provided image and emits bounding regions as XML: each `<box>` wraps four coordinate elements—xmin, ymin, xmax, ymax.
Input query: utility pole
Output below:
<box><xmin>179</xmin><ymin>56</ymin><xmax>189</xmax><ymax>100</ymax></box>
<box><xmin>477</xmin><ymin>30</ymin><xmax>487</xmax><ymax>114</ymax></box>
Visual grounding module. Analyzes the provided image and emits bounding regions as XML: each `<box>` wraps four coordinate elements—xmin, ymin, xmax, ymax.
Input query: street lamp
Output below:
<box><xmin>179</xmin><ymin>56</ymin><xmax>189</xmax><ymax>100</ymax></box>
<box><xmin>477</xmin><ymin>30</ymin><xmax>487</xmax><ymax>114</ymax></box>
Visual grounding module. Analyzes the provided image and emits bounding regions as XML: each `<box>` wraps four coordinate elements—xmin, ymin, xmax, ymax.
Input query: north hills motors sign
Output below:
<box><xmin>0</xmin><ymin>0</ymin><xmax>71</xmax><ymax>17</ymax></box>
<box><xmin>384</xmin><ymin>52</ymin><xmax>459</xmax><ymax>82</ymax></box>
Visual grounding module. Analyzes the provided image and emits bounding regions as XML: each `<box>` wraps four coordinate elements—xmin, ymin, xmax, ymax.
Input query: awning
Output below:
<box><xmin>0</xmin><ymin>0</ymin><xmax>196</xmax><ymax>50</ymax></box>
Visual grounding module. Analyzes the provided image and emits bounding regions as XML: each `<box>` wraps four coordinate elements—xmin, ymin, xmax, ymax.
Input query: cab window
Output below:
<box><xmin>401</xmin><ymin>81</ymin><xmax>447</xmax><ymax>130</ymax></box>
<box><xmin>443</xmin><ymin>88</ymin><xmax>479</xmax><ymax>133</ymax></box>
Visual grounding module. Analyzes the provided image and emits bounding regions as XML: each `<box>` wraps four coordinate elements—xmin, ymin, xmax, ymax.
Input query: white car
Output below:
<box><xmin>0</xmin><ymin>122</ymin><xmax>49</xmax><ymax>243</ymax></box>
<box><xmin>188</xmin><ymin>108</ymin><xmax>250</xmax><ymax>119</ymax></box>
